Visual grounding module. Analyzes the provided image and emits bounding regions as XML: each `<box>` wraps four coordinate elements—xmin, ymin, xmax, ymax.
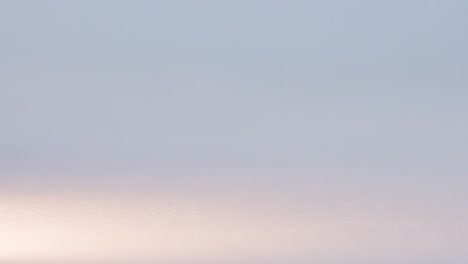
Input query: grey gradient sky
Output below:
<box><xmin>0</xmin><ymin>1</ymin><xmax>468</xmax><ymax>263</ymax></box>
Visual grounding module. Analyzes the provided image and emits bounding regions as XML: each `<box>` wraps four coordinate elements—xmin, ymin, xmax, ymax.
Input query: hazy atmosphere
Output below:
<box><xmin>1</xmin><ymin>1</ymin><xmax>467</xmax><ymax>263</ymax></box>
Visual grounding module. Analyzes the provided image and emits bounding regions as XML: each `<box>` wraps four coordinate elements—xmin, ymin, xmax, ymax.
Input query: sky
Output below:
<box><xmin>0</xmin><ymin>1</ymin><xmax>467</xmax><ymax>263</ymax></box>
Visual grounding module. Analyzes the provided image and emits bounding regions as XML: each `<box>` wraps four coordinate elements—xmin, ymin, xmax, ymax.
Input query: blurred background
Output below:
<box><xmin>0</xmin><ymin>1</ymin><xmax>467</xmax><ymax>263</ymax></box>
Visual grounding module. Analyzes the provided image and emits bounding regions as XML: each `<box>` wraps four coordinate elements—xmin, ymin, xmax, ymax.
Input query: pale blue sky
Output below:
<box><xmin>1</xmin><ymin>0</ymin><xmax>468</xmax><ymax>185</ymax></box>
